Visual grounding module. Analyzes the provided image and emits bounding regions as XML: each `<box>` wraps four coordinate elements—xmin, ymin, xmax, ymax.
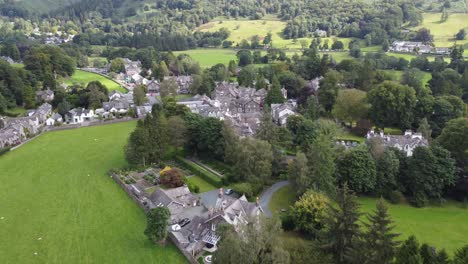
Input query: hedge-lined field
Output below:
<box><xmin>65</xmin><ymin>69</ymin><xmax>126</xmax><ymax>93</ymax></box>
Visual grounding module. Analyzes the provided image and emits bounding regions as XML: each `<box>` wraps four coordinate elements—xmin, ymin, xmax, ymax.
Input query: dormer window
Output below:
<box><xmin>211</xmin><ymin>223</ymin><xmax>216</xmax><ymax>231</ymax></box>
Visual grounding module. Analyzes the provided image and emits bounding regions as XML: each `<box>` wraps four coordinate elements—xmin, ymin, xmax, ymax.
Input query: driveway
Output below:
<box><xmin>259</xmin><ymin>181</ymin><xmax>290</xmax><ymax>217</ymax></box>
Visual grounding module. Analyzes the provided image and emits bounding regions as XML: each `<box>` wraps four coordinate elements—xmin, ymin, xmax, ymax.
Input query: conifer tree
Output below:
<box><xmin>265</xmin><ymin>77</ymin><xmax>285</xmax><ymax>106</ymax></box>
<box><xmin>320</xmin><ymin>183</ymin><xmax>362</xmax><ymax>264</ymax></box>
<box><xmin>396</xmin><ymin>236</ymin><xmax>423</xmax><ymax>264</ymax></box>
<box><xmin>364</xmin><ymin>199</ymin><xmax>400</xmax><ymax>264</ymax></box>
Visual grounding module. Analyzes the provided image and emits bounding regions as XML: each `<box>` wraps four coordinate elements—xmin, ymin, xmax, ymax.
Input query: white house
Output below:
<box><xmin>46</xmin><ymin>113</ymin><xmax>63</xmax><ymax>126</ymax></box>
<box><xmin>366</xmin><ymin>129</ymin><xmax>429</xmax><ymax>157</ymax></box>
<box><xmin>65</xmin><ymin>108</ymin><xmax>94</xmax><ymax>124</ymax></box>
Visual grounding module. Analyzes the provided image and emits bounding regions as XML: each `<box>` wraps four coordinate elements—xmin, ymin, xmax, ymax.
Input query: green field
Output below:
<box><xmin>269</xmin><ymin>185</ymin><xmax>468</xmax><ymax>253</ymax></box>
<box><xmin>174</xmin><ymin>49</ymin><xmax>237</xmax><ymax>68</ymax></box>
<box><xmin>412</xmin><ymin>13</ymin><xmax>468</xmax><ymax>47</ymax></box>
<box><xmin>196</xmin><ymin>17</ymin><xmax>353</xmax><ymax>50</ymax></box>
<box><xmin>65</xmin><ymin>69</ymin><xmax>126</xmax><ymax>93</ymax></box>
<box><xmin>0</xmin><ymin>122</ymin><xmax>186</xmax><ymax>264</ymax></box>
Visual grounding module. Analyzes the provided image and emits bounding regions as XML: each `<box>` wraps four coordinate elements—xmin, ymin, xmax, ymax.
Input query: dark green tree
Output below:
<box><xmin>437</xmin><ymin>117</ymin><xmax>468</xmax><ymax>165</ymax></box>
<box><xmin>144</xmin><ymin>207</ymin><xmax>170</xmax><ymax>244</ymax></box>
<box><xmin>265</xmin><ymin>77</ymin><xmax>286</xmax><ymax>106</ymax></box>
<box><xmin>336</xmin><ymin>146</ymin><xmax>377</xmax><ymax>193</ymax></box>
<box><xmin>453</xmin><ymin>245</ymin><xmax>468</xmax><ymax>264</ymax></box>
<box><xmin>320</xmin><ymin>183</ymin><xmax>362</xmax><ymax>264</ymax></box>
<box><xmin>395</xmin><ymin>236</ymin><xmax>423</xmax><ymax>264</ymax></box>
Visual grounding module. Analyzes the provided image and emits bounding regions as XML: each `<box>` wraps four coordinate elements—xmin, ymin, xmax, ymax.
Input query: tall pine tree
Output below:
<box><xmin>320</xmin><ymin>183</ymin><xmax>362</xmax><ymax>264</ymax></box>
<box><xmin>363</xmin><ymin>198</ymin><xmax>400</xmax><ymax>263</ymax></box>
<box><xmin>396</xmin><ymin>236</ymin><xmax>423</xmax><ymax>264</ymax></box>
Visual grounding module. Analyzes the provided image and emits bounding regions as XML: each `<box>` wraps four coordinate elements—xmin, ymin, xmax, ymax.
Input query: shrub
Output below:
<box><xmin>230</xmin><ymin>182</ymin><xmax>255</xmax><ymax>198</ymax></box>
<box><xmin>280</xmin><ymin>212</ymin><xmax>295</xmax><ymax>231</ymax></box>
<box><xmin>186</xmin><ymin>181</ymin><xmax>200</xmax><ymax>193</ymax></box>
<box><xmin>0</xmin><ymin>147</ymin><xmax>11</xmax><ymax>156</ymax></box>
<box><xmin>387</xmin><ymin>190</ymin><xmax>404</xmax><ymax>204</ymax></box>
<box><xmin>160</xmin><ymin>168</ymin><xmax>185</xmax><ymax>188</ymax></box>
<box><xmin>410</xmin><ymin>192</ymin><xmax>428</xmax><ymax>208</ymax></box>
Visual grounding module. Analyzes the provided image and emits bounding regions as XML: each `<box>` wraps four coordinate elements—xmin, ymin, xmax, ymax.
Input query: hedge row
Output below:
<box><xmin>175</xmin><ymin>156</ymin><xmax>222</xmax><ymax>188</ymax></box>
<box><xmin>0</xmin><ymin>147</ymin><xmax>11</xmax><ymax>156</ymax></box>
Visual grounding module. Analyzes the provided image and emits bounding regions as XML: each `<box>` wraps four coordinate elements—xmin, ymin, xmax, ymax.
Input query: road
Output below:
<box><xmin>259</xmin><ymin>180</ymin><xmax>290</xmax><ymax>217</ymax></box>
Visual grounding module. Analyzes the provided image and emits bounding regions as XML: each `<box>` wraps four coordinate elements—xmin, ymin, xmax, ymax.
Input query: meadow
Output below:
<box><xmin>65</xmin><ymin>69</ymin><xmax>126</xmax><ymax>93</ymax></box>
<box><xmin>269</xmin><ymin>185</ymin><xmax>468</xmax><ymax>254</ymax></box>
<box><xmin>412</xmin><ymin>13</ymin><xmax>468</xmax><ymax>47</ymax></box>
<box><xmin>0</xmin><ymin>122</ymin><xmax>186</xmax><ymax>264</ymax></box>
<box><xmin>196</xmin><ymin>17</ymin><xmax>352</xmax><ymax>50</ymax></box>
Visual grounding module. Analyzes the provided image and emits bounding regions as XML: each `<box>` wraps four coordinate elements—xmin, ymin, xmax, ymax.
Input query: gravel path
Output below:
<box><xmin>259</xmin><ymin>181</ymin><xmax>290</xmax><ymax>217</ymax></box>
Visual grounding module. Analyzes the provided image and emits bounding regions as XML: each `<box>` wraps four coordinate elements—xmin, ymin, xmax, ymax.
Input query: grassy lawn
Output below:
<box><xmin>65</xmin><ymin>69</ymin><xmax>126</xmax><ymax>93</ymax></box>
<box><xmin>360</xmin><ymin>197</ymin><xmax>468</xmax><ymax>253</ymax></box>
<box><xmin>0</xmin><ymin>122</ymin><xmax>186</xmax><ymax>264</ymax></box>
<box><xmin>268</xmin><ymin>185</ymin><xmax>468</xmax><ymax>253</ymax></box>
<box><xmin>336</xmin><ymin>132</ymin><xmax>365</xmax><ymax>143</ymax></box>
<box><xmin>412</xmin><ymin>13</ymin><xmax>468</xmax><ymax>47</ymax></box>
<box><xmin>269</xmin><ymin>185</ymin><xmax>297</xmax><ymax>216</ymax></box>
<box><xmin>186</xmin><ymin>176</ymin><xmax>217</xmax><ymax>193</ymax></box>
<box><xmin>174</xmin><ymin>49</ymin><xmax>237</xmax><ymax>68</ymax></box>
<box><xmin>5</xmin><ymin>107</ymin><xmax>27</xmax><ymax>117</ymax></box>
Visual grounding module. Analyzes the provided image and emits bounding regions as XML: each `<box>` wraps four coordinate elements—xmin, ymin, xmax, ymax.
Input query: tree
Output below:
<box><xmin>455</xmin><ymin>28</ymin><xmax>466</xmax><ymax>40</ymax></box>
<box><xmin>375</xmin><ymin>149</ymin><xmax>400</xmax><ymax>197</ymax></box>
<box><xmin>232</xmin><ymin>137</ymin><xmax>273</xmax><ymax>184</ymax></box>
<box><xmin>133</xmin><ymin>84</ymin><xmax>146</xmax><ymax>106</ymax></box>
<box><xmin>265</xmin><ymin>77</ymin><xmax>286</xmax><ymax>106</ymax></box>
<box><xmin>167</xmin><ymin>116</ymin><xmax>187</xmax><ymax>149</ymax></box>
<box><xmin>256</xmin><ymin>107</ymin><xmax>279</xmax><ymax>144</ymax></box>
<box><xmin>395</xmin><ymin>236</ymin><xmax>423</xmax><ymax>264</ymax></box>
<box><xmin>437</xmin><ymin>118</ymin><xmax>468</xmax><ymax>165</ymax></box>
<box><xmin>213</xmin><ymin>217</ymin><xmax>290</xmax><ymax>264</ymax></box>
<box><xmin>318</xmin><ymin>70</ymin><xmax>342</xmax><ymax>112</ymax></box>
<box><xmin>336</xmin><ymin>146</ymin><xmax>377</xmax><ymax>193</ymax></box>
<box><xmin>85</xmin><ymin>81</ymin><xmax>108</xmax><ymax>109</ymax></box>
<box><xmin>453</xmin><ymin>246</ymin><xmax>468</xmax><ymax>264</ymax></box>
<box><xmin>159</xmin><ymin>77</ymin><xmax>178</xmax><ymax>98</ymax></box>
<box><xmin>222</xmin><ymin>121</ymin><xmax>240</xmax><ymax>165</ymax></box>
<box><xmin>417</xmin><ymin>118</ymin><xmax>432</xmax><ymax>140</ymax></box>
<box><xmin>331</xmin><ymin>41</ymin><xmax>344</xmax><ymax>50</ymax></box>
<box><xmin>307</xmin><ymin>133</ymin><xmax>336</xmax><ymax>196</ymax></box>
<box><xmin>406</xmin><ymin>146</ymin><xmax>457</xmax><ymax>207</ymax></box>
<box><xmin>57</xmin><ymin>99</ymin><xmax>71</xmax><ymax>117</ymax></box>
<box><xmin>237</xmin><ymin>50</ymin><xmax>252</xmax><ymax>66</ymax></box>
<box><xmin>125</xmin><ymin>121</ymin><xmax>150</xmax><ymax>166</ymax></box>
<box><xmin>290</xmin><ymin>190</ymin><xmax>329</xmax><ymax>236</ymax></box>
<box><xmin>144</xmin><ymin>207</ymin><xmax>170</xmax><ymax>244</ymax></box>
<box><xmin>368</xmin><ymin>81</ymin><xmax>417</xmax><ymax>129</ymax></box>
<box><xmin>153</xmin><ymin>61</ymin><xmax>170</xmax><ymax>81</ymax></box>
<box><xmin>109</xmin><ymin>58</ymin><xmax>125</xmax><ymax>73</ymax></box>
<box><xmin>288</xmin><ymin>152</ymin><xmax>311</xmax><ymax>196</ymax></box>
<box><xmin>160</xmin><ymin>168</ymin><xmax>185</xmax><ymax>188</ymax></box>
<box><xmin>402</xmin><ymin>68</ymin><xmax>425</xmax><ymax>93</ymax></box>
<box><xmin>228</xmin><ymin>60</ymin><xmax>237</xmax><ymax>76</ymax></box>
<box><xmin>320</xmin><ymin>183</ymin><xmax>362</xmax><ymax>264</ymax></box>
<box><xmin>305</xmin><ymin>96</ymin><xmax>320</xmax><ymax>120</ymax></box>
<box><xmin>332</xmin><ymin>89</ymin><xmax>369</xmax><ymax>126</ymax></box>
<box><xmin>430</xmin><ymin>96</ymin><xmax>464</xmax><ymax>136</ymax></box>
<box><xmin>413</xmin><ymin>28</ymin><xmax>433</xmax><ymax>43</ymax></box>
<box><xmin>237</xmin><ymin>65</ymin><xmax>257</xmax><ymax>87</ymax></box>
<box><xmin>363</xmin><ymin>199</ymin><xmax>400</xmax><ymax>264</ymax></box>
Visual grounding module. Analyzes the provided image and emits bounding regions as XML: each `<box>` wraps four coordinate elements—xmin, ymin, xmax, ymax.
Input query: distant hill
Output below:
<box><xmin>0</xmin><ymin>0</ymin><xmax>81</xmax><ymax>15</ymax></box>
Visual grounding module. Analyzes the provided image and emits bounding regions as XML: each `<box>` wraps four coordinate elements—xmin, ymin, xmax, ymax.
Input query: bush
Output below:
<box><xmin>387</xmin><ymin>190</ymin><xmax>404</xmax><ymax>204</ymax></box>
<box><xmin>160</xmin><ymin>168</ymin><xmax>185</xmax><ymax>188</ymax></box>
<box><xmin>0</xmin><ymin>147</ymin><xmax>11</xmax><ymax>156</ymax></box>
<box><xmin>230</xmin><ymin>182</ymin><xmax>255</xmax><ymax>199</ymax></box>
<box><xmin>175</xmin><ymin>156</ymin><xmax>222</xmax><ymax>187</ymax></box>
<box><xmin>280</xmin><ymin>212</ymin><xmax>295</xmax><ymax>231</ymax></box>
<box><xmin>186</xmin><ymin>181</ymin><xmax>200</xmax><ymax>193</ymax></box>
<box><xmin>410</xmin><ymin>192</ymin><xmax>428</xmax><ymax>208</ymax></box>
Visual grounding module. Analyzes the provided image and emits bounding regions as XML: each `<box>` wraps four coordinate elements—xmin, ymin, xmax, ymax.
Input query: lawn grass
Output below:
<box><xmin>360</xmin><ymin>197</ymin><xmax>468</xmax><ymax>254</ymax></box>
<box><xmin>0</xmin><ymin>122</ymin><xmax>186</xmax><ymax>263</ymax></box>
<box><xmin>174</xmin><ymin>49</ymin><xmax>237</xmax><ymax>68</ymax></box>
<box><xmin>186</xmin><ymin>176</ymin><xmax>217</xmax><ymax>193</ymax></box>
<box><xmin>336</xmin><ymin>132</ymin><xmax>366</xmax><ymax>143</ymax></box>
<box><xmin>268</xmin><ymin>185</ymin><xmax>468</xmax><ymax>253</ymax></box>
<box><xmin>5</xmin><ymin>107</ymin><xmax>27</xmax><ymax>117</ymax></box>
<box><xmin>65</xmin><ymin>69</ymin><xmax>126</xmax><ymax>93</ymax></box>
<box><xmin>196</xmin><ymin>18</ymin><xmax>353</xmax><ymax>50</ymax></box>
<box><xmin>412</xmin><ymin>13</ymin><xmax>468</xmax><ymax>47</ymax></box>
<box><xmin>269</xmin><ymin>185</ymin><xmax>297</xmax><ymax>216</ymax></box>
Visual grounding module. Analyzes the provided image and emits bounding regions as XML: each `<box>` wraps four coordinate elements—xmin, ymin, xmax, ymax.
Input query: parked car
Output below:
<box><xmin>224</xmin><ymin>189</ymin><xmax>234</xmax><ymax>195</ymax></box>
<box><xmin>179</xmin><ymin>218</ymin><xmax>191</xmax><ymax>227</ymax></box>
<box><xmin>171</xmin><ymin>224</ymin><xmax>181</xmax><ymax>231</ymax></box>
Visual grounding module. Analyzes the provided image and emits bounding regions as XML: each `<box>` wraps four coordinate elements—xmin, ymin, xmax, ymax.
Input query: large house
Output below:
<box><xmin>147</xmin><ymin>187</ymin><xmax>262</xmax><ymax>258</ymax></box>
<box><xmin>271</xmin><ymin>100</ymin><xmax>298</xmax><ymax>126</ymax></box>
<box><xmin>65</xmin><ymin>108</ymin><xmax>94</xmax><ymax>124</ymax></box>
<box><xmin>366</xmin><ymin>129</ymin><xmax>429</xmax><ymax>156</ymax></box>
<box><xmin>390</xmin><ymin>41</ymin><xmax>450</xmax><ymax>55</ymax></box>
<box><xmin>164</xmin><ymin>76</ymin><xmax>193</xmax><ymax>94</ymax></box>
<box><xmin>35</xmin><ymin>89</ymin><xmax>54</xmax><ymax>103</ymax></box>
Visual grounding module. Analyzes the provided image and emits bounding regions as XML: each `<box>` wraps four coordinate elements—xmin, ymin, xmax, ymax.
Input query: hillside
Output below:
<box><xmin>1</xmin><ymin>0</ymin><xmax>80</xmax><ymax>14</ymax></box>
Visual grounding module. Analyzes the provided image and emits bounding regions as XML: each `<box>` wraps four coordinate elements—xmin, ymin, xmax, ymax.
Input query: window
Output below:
<box><xmin>211</xmin><ymin>223</ymin><xmax>216</xmax><ymax>231</ymax></box>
